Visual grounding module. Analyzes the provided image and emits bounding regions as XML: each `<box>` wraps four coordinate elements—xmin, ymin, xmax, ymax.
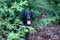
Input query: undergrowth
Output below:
<box><xmin>0</xmin><ymin>0</ymin><xmax>60</xmax><ymax>40</ymax></box>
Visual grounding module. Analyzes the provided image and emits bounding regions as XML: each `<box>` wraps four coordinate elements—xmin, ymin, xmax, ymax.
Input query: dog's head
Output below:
<box><xmin>25</xmin><ymin>10</ymin><xmax>32</xmax><ymax>25</ymax></box>
<box><xmin>21</xmin><ymin>10</ymin><xmax>34</xmax><ymax>26</ymax></box>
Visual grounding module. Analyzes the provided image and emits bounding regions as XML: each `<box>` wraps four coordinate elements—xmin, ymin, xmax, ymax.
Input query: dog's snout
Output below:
<box><xmin>27</xmin><ymin>16</ymin><xmax>31</xmax><ymax>20</ymax></box>
<box><xmin>26</xmin><ymin>13</ymin><xmax>31</xmax><ymax>20</ymax></box>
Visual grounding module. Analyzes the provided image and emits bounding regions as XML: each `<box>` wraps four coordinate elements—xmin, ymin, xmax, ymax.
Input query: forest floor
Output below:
<box><xmin>27</xmin><ymin>23</ymin><xmax>60</xmax><ymax>40</ymax></box>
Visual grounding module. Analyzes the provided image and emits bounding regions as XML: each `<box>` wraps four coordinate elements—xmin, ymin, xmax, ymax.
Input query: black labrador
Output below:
<box><xmin>21</xmin><ymin>10</ymin><xmax>34</xmax><ymax>26</ymax></box>
<box><xmin>21</xmin><ymin>10</ymin><xmax>35</xmax><ymax>40</ymax></box>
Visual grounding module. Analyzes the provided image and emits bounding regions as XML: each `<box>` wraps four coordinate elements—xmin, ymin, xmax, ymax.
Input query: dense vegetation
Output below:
<box><xmin>0</xmin><ymin>0</ymin><xmax>60</xmax><ymax>40</ymax></box>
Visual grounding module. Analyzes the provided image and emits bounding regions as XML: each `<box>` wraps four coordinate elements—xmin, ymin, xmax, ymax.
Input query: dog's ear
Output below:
<box><xmin>31</xmin><ymin>11</ymin><xmax>35</xmax><ymax>19</ymax></box>
<box><xmin>20</xmin><ymin>10</ymin><xmax>25</xmax><ymax>16</ymax></box>
<box><xmin>20</xmin><ymin>10</ymin><xmax>25</xmax><ymax>20</ymax></box>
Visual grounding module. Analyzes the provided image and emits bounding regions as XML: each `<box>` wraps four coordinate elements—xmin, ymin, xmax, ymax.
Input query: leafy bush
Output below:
<box><xmin>0</xmin><ymin>0</ymin><xmax>35</xmax><ymax>40</ymax></box>
<box><xmin>0</xmin><ymin>0</ymin><xmax>60</xmax><ymax>40</ymax></box>
<box><xmin>27</xmin><ymin>0</ymin><xmax>60</xmax><ymax>28</ymax></box>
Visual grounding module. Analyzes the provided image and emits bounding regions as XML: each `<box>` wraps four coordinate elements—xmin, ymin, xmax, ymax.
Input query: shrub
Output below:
<box><xmin>0</xmin><ymin>0</ymin><xmax>35</xmax><ymax>40</ymax></box>
<box><xmin>27</xmin><ymin>0</ymin><xmax>60</xmax><ymax>28</ymax></box>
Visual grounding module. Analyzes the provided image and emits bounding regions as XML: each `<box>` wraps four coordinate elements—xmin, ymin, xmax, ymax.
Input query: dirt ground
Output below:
<box><xmin>27</xmin><ymin>24</ymin><xmax>60</xmax><ymax>40</ymax></box>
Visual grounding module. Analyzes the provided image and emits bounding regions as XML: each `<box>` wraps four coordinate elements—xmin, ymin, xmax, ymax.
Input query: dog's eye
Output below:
<box><xmin>29</xmin><ymin>13</ymin><xmax>31</xmax><ymax>15</ymax></box>
<box><xmin>25</xmin><ymin>13</ymin><xmax>27</xmax><ymax>15</ymax></box>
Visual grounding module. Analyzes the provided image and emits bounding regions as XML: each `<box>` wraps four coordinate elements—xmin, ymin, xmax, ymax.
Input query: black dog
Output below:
<box><xmin>20</xmin><ymin>10</ymin><xmax>35</xmax><ymax>40</ymax></box>
<box><xmin>21</xmin><ymin>10</ymin><xmax>34</xmax><ymax>26</ymax></box>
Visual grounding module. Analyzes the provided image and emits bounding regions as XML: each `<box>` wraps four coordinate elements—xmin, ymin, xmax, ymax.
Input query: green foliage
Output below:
<box><xmin>0</xmin><ymin>0</ymin><xmax>60</xmax><ymax>40</ymax></box>
<box><xmin>0</xmin><ymin>23</ymin><xmax>35</xmax><ymax>40</ymax></box>
<box><xmin>27</xmin><ymin>0</ymin><xmax>60</xmax><ymax>28</ymax></box>
<box><xmin>0</xmin><ymin>0</ymin><xmax>35</xmax><ymax>40</ymax></box>
<box><xmin>37</xmin><ymin>16</ymin><xmax>57</xmax><ymax>28</ymax></box>
<box><xmin>6</xmin><ymin>25</ymin><xmax>35</xmax><ymax>40</ymax></box>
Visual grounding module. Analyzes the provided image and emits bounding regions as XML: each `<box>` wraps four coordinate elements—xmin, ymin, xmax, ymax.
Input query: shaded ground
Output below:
<box><xmin>27</xmin><ymin>24</ymin><xmax>60</xmax><ymax>40</ymax></box>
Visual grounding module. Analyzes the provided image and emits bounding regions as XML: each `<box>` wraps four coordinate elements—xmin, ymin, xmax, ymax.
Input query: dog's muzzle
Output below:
<box><xmin>27</xmin><ymin>20</ymin><xmax>31</xmax><ymax>25</ymax></box>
